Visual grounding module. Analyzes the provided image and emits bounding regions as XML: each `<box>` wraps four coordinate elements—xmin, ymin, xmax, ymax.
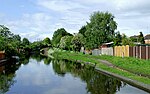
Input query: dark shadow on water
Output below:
<box><xmin>0</xmin><ymin>59</ymin><xmax>21</xmax><ymax>94</ymax></box>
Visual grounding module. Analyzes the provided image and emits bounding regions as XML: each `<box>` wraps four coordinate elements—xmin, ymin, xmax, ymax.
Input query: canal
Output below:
<box><xmin>0</xmin><ymin>55</ymin><xmax>149</xmax><ymax>94</ymax></box>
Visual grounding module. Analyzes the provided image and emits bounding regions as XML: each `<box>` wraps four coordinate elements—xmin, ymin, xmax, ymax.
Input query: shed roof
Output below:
<box><xmin>145</xmin><ymin>34</ymin><xmax>150</xmax><ymax>40</ymax></box>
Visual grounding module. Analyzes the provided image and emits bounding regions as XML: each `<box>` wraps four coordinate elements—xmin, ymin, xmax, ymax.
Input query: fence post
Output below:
<box><xmin>136</xmin><ymin>46</ymin><xmax>138</xmax><ymax>58</ymax></box>
<box><xmin>140</xmin><ymin>46</ymin><xmax>142</xmax><ymax>59</ymax></box>
<box><xmin>133</xmin><ymin>46</ymin><xmax>135</xmax><ymax>57</ymax></box>
<box><xmin>146</xmin><ymin>46</ymin><xmax>148</xmax><ymax>60</ymax></box>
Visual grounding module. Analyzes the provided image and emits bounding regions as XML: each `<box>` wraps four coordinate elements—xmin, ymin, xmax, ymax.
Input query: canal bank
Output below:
<box><xmin>52</xmin><ymin>51</ymin><xmax>150</xmax><ymax>93</ymax></box>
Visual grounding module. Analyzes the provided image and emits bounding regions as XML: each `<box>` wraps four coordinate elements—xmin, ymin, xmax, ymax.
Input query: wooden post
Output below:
<box><xmin>133</xmin><ymin>46</ymin><xmax>135</xmax><ymax>57</ymax></box>
<box><xmin>146</xmin><ymin>46</ymin><xmax>148</xmax><ymax>60</ymax></box>
<box><xmin>140</xmin><ymin>46</ymin><xmax>142</xmax><ymax>59</ymax></box>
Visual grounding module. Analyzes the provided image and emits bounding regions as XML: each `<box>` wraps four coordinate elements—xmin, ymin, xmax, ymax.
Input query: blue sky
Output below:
<box><xmin>0</xmin><ymin>0</ymin><xmax>150</xmax><ymax>42</ymax></box>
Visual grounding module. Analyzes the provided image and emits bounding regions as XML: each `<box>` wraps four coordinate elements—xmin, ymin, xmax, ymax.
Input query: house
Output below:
<box><xmin>145</xmin><ymin>34</ymin><xmax>150</xmax><ymax>44</ymax></box>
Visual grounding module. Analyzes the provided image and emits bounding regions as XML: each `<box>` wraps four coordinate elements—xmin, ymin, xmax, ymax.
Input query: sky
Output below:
<box><xmin>0</xmin><ymin>0</ymin><xmax>150</xmax><ymax>42</ymax></box>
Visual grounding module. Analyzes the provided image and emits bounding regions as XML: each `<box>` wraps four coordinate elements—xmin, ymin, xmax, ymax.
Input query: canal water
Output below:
<box><xmin>0</xmin><ymin>55</ymin><xmax>149</xmax><ymax>94</ymax></box>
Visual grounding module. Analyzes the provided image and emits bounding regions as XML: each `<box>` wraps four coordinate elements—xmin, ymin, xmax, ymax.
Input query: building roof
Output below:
<box><xmin>145</xmin><ymin>34</ymin><xmax>150</xmax><ymax>40</ymax></box>
<box><xmin>130</xmin><ymin>35</ymin><xmax>139</xmax><ymax>39</ymax></box>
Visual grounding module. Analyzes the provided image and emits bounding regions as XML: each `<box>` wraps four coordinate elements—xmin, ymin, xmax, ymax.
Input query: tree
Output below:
<box><xmin>138</xmin><ymin>32</ymin><xmax>145</xmax><ymax>44</ymax></box>
<box><xmin>59</xmin><ymin>35</ymin><xmax>73</xmax><ymax>50</ymax></box>
<box><xmin>0</xmin><ymin>25</ymin><xmax>12</xmax><ymax>38</ymax></box>
<box><xmin>43</xmin><ymin>37</ymin><xmax>51</xmax><ymax>47</ymax></box>
<box><xmin>22</xmin><ymin>38</ymin><xmax>30</xmax><ymax>46</ymax></box>
<box><xmin>113</xmin><ymin>31</ymin><xmax>122</xmax><ymax>46</ymax></box>
<box><xmin>71</xmin><ymin>33</ymin><xmax>85</xmax><ymax>51</ymax></box>
<box><xmin>52</xmin><ymin>28</ymin><xmax>72</xmax><ymax>47</ymax></box>
<box><xmin>79</xmin><ymin>26</ymin><xmax>86</xmax><ymax>37</ymax></box>
<box><xmin>85</xmin><ymin>11</ymin><xmax>117</xmax><ymax>49</ymax></box>
<box><xmin>122</xmin><ymin>34</ymin><xmax>134</xmax><ymax>46</ymax></box>
<box><xmin>0</xmin><ymin>25</ymin><xmax>22</xmax><ymax>57</ymax></box>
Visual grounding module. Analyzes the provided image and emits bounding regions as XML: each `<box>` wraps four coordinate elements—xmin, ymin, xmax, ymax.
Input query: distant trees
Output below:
<box><xmin>51</xmin><ymin>11</ymin><xmax>118</xmax><ymax>51</ymax></box>
<box><xmin>0</xmin><ymin>25</ymin><xmax>22</xmax><ymax>57</ymax></box>
<box><xmin>43</xmin><ymin>37</ymin><xmax>51</xmax><ymax>47</ymax></box>
<box><xmin>22</xmin><ymin>38</ymin><xmax>30</xmax><ymax>46</ymax></box>
<box><xmin>52</xmin><ymin>28</ymin><xmax>72</xmax><ymax>47</ymax></box>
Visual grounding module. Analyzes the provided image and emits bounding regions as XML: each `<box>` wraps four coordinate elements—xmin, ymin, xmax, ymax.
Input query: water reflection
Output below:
<box><xmin>0</xmin><ymin>54</ymin><xmax>148</xmax><ymax>94</ymax></box>
<box><xmin>52</xmin><ymin>59</ymin><xmax>125</xmax><ymax>94</ymax></box>
<box><xmin>0</xmin><ymin>59</ymin><xmax>21</xmax><ymax>93</ymax></box>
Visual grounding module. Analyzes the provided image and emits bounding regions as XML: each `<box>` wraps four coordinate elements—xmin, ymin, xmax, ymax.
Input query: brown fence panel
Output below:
<box><xmin>141</xmin><ymin>46</ymin><xmax>146</xmax><ymax>59</ymax></box>
<box><xmin>148</xmin><ymin>46</ymin><xmax>150</xmax><ymax>59</ymax></box>
<box><xmin>129</xmin><ymin>46</ymin><xmax>133</xmax><ymax>57</ymax></box>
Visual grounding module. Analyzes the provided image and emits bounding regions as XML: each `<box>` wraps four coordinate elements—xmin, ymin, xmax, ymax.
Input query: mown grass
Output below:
<box><xmin>53</xmin><ymin>51</ymin><xmax>150</xmax><ymax>84</ymax></box>
<box><xmin>89</xmin><ymin>55</ymin><xmax>150</xmax><ymax>76</ymax></box>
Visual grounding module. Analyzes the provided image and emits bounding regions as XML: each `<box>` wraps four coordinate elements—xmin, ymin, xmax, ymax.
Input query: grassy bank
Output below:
<box><xmin>53</xmin><ymin>51</ymin><xmax>150</xmax><ymax>85</ymax></box>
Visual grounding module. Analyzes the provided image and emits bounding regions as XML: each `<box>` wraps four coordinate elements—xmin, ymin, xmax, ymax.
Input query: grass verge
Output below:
<box><xmin>53</xmin><ymin>51</ymin><xmax>150</xmax><ymax>85</ymax></box>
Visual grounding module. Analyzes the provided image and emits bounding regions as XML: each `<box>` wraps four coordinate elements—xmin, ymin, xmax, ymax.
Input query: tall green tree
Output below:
<box><xmin>52</xmin><ymin>28</ymin><xmax>72</xmax><ymax>47</ymax></box>
<box><xmin>85</xmin><ymin>11</ymin><xmax>117</xmax><ymax>49</ymax></box>
<box><xmin>79</xmin><ymin>26</ymin><xmax>86</xmax><ymax>37</ymax></box>
<box><xmin>138</xmin><ymin>32</ymin><xmax>145</xmax><ymax>44</ymax></box>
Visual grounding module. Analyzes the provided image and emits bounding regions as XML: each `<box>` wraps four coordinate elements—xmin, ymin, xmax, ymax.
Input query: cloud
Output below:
<box><xmin>114</xmin><ymin>0</ymin><xmax>150</xmax><ymax>13</ymax></box>
<box><xmin>1</xmin><ymin>12</ymin><xmax>54</xmax><ymax>42</ymax></box>
<box><xmin>37</xmin><ymin>0</ymin><xmax>86</xmax><ymax>12</ymax></box>
<box><xmin>1</xmin><ymin>0</ymin><xmax>150</xmax><ymax>42</ymax></box>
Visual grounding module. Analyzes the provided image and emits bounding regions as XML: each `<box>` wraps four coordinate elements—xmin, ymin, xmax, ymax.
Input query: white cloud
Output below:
<box><xmin>1</xmin><ymin>0</ymin><xmax>150</xmax><ymax>42</ymax></box>
<box><xmin>37</xmin><ymin>0</ymin><xmax>86</xmax><ymax>12</ymax></box>
<box><xmin>1</xmin><ymin>13</ymin><xmax>54</xmax><ymax>42</ymax></box>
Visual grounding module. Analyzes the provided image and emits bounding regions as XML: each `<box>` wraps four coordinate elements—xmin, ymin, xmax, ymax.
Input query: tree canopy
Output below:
<box><xmin>52</xmin><ymin>28</ymin><xmax>72</xmax><ymax>47</ymax></box>
<box><xmin>138</xmin><ymin>32</ymin><xmax>145</xmax><ymax>44</ymax></box>
<box><xmin>84</xmin><ymin>11</ymin><xmax>117</xmax><ymax>49</ymax></box>
<box><xmin>0</xmin><ymin>25</ymin><xmax>22</xmax><ymax>57</ymax></box>
<box><xmin>71</xmin><ymin>33</ymin><xmax>85</xmax><ymax>51</ymax></box>
<box><xmin>43</xmin><ymin>37</ymin><xmax>51</xmax><ymax>47</ymax></box>
<box><xmin>59</xmin><ymin>35</ymin><xmax>73</xmax><ymax>50</ymax></box>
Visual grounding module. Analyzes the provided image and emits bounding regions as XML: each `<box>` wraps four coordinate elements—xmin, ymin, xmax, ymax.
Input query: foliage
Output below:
<box><xmin>71</xmin><ymin>33</ymin><xmax>85</xmax><ymax>51</ymax></box>
<box><xmin>0</xmin><ymin>25</ymin><xmax>12</xmax><ymax>38</ymax></box>
<box><xmin>59</xmin><ymin>35</ymin><xmax>73</xmax><ymax>50</ymax></box>
<box><xmin>79</xmin><ymin>25</ymin><xmax>86</xmax><ymax>37</ymax></box>
<box><xmin>130</xmin><ymin>36</ymin><xmax>138</xmax><ymax>42</ymax></box>
<box><xmin>122</xmin><ymin>34</ymin><xmax>134</xmax><ymax>46</ymax></box>
<box><xmin>85</xmin><ymin>11</ymin><xmax>117</xmax><ymax>49</ymax></box>
<box><xmin>113</xmin><ymin>31</ymin><xmax>122</xmax><ymax>46</ymax></box>
<box><xmin>22</xmin><ymin>38</ymin><xmax>30</xmax><ymax>46</ymax></box>
<box><xmin>43</xmin><ymin>37</ymin><xmax>51</xmax><ymax>47</ymax></box>
<box><xmin>52</xmin><ymin>28</ymin><xmax>72</xmax><ymax>47</ymax></box>
<box><xmin>138</xmin><ymin>32</ymin><xmax>145</xmax><ymax>44</ymax></box>
<box><xmin>0</xmin><ymin>25</ymin><xmax>22</xmax><ymax>57</ymax></box>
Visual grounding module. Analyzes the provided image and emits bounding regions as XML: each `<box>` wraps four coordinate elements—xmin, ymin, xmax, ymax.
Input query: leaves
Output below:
<box><xmin>84</xmin><ymin>11</ymin><xmax>117</xmax><ymax>49</ymax></box>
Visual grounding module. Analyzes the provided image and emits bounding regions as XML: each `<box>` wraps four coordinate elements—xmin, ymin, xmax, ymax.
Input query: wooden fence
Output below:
<box><xmin>114</xmin><ymin>45</ymin><xmax>150</xmax><ymax>60</ymax></box>
<box><xmin>101</xmin><ymin>47</ymin><xmax>113</xmax><ymax>56</ymax></box>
